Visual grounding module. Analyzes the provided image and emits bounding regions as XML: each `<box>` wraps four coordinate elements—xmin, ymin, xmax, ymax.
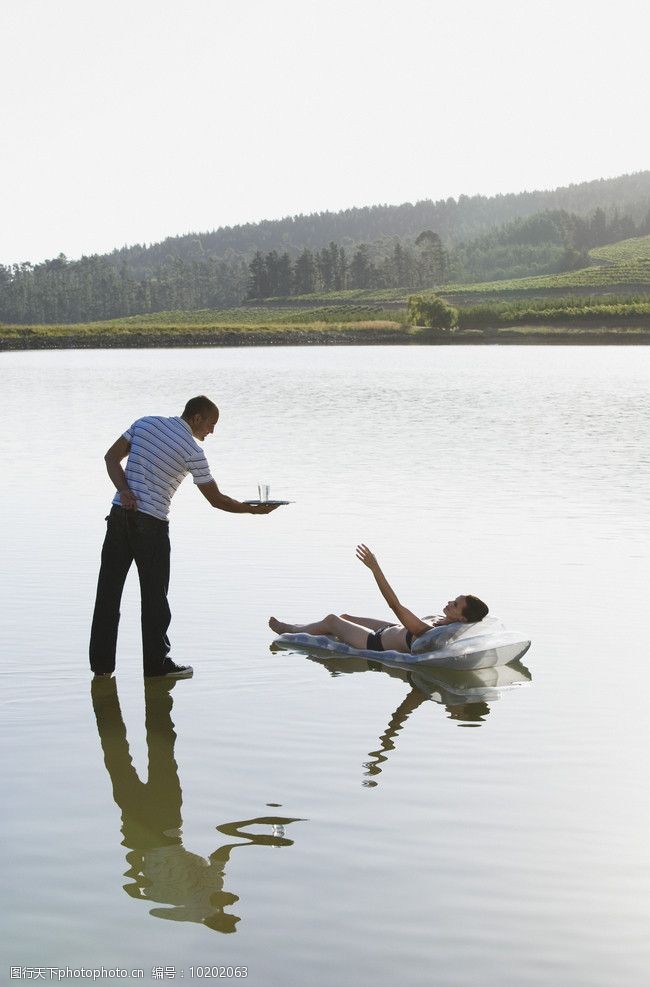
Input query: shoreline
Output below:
<box><xmin>2</xmin><ymin>326</ymin><xmax>650</xmax><ymax>350</ymax></box>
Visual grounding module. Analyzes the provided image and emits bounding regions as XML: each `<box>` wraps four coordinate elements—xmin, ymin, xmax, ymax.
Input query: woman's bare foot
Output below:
<box><xmin>269</xmin><ymin>617</ymin><xmax>294</xmax><ymax>634</ymax></box>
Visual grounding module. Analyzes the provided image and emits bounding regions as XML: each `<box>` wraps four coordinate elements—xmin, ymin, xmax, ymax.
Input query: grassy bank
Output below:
<box><xmin>0</xmin><ymin>309</ymin><xmax>416</xmax><ymax>349</ymax></box>
<box><xmin>2</xmin><ymin>304</ymin><xmax>649</xmax><ymax>350</ymax></box>
<box><xmin>2</xmin><ymin>319</ymin><xmax>650</xmax><ymax>350</ymax></box>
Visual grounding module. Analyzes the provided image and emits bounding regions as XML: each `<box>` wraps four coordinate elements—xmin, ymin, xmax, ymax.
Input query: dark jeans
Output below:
<box><xmin>89</xmin><ymin>505</ymin><xmax>171</xmax><ymax>675</ymax></box>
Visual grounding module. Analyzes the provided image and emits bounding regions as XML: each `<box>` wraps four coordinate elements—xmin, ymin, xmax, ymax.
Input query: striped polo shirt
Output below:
<box><xmin>112</xmin><ymin>416</ymin><xmax>214</xmax><ymax>520</ymax></box>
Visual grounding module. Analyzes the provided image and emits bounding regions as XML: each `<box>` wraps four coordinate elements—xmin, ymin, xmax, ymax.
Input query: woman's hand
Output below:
<box><xmin>356</xmin><ymin>544</ymin><xmax>379</xmax><ymax>571</ymax></box>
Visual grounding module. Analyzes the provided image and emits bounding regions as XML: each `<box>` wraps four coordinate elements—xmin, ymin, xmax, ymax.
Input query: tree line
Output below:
<box><xmin>246</xmin><ymin>207</ymin><xmax>650</xmax><ymax>300</ymax></box>
<box><xmin>0</xmin><ymin>255</ymin><xmax>248</xmax><ymax>324</ymax></box>
<box><xmin>246</xmin><ymin>232</ymin><xmax>446</xmax><ymax>298</ymax></box>
<box><xmin>1</xmin><ymin>200</ymin><xmax>649</xmax><ymax>323</ymax></box>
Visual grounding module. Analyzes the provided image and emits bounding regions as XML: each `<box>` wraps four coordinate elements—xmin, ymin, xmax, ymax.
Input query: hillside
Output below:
<box><xmin>3</xmin><ymin>236</ymin><xmax>650</xmax><ymax>349</ymax></box>
<box><xmin>2</xmin><ymin>173</ymin><xmax>650</xmax><ymax>325</ymax></box>
<box><xmin>109</xmin><ymin>170</ymin><xmax>650</xmax><ymax>272</ymax></box>
<box><xmin>589</xmin><ymin>236</ymin><xmax>650</xmax><ymax>264</ymax></box>
<box><xmin>441</xmin><ymin>235</ymin><xmax>650</xmax><ymax>297</ymax></box>
<box><xmin>254</xmin><ymin>236</ymin><xmax>650</xmax><ymax>305</ymax></box>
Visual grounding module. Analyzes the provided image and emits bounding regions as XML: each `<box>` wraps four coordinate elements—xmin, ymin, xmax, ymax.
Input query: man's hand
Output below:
<box><xmin>356</xmin><ymin>544</ymin><xmax>379</xmax><ymax>571</ymax></box>
<box><xmin>119</xmin><ymin>488</ymin><xmax>137</xmax><ymax>510</ymax></box>
<box><xmin>105</xmin><ymin>436</ymin><xmax>132</xmax><ymax>505</ymax></box>
<box><xmin>198</xmin><ymin>481</ymin><xmax>285</xmax><ymax>513</ymax></box>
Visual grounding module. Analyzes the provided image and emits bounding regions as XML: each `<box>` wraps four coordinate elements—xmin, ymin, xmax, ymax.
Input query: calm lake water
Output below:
<box><xmin>2</xmin><ymin>345</ymin><xmax>649</xmax><ymax>987</ymax></box>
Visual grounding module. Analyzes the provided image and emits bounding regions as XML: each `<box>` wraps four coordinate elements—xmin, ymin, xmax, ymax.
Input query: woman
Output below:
<box><xmin>269</xmin><ymin>544</ymin><xmax>489</xmax><ymax>654</ymax></box>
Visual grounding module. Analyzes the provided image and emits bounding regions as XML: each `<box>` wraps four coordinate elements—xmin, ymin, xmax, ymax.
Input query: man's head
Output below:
<box><xmin>443</xmin><ymin>594</ymin><xmax>489</xmax><ymax>623</ymax></box>
<box><xmin>182</xmin><ymin>395</ymin><xmax>219</xmax><ymax>441</ymax></box>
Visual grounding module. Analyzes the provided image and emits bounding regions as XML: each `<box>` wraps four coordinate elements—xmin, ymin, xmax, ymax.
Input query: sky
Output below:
<box><xmin>1</xmin><ymin>0</ymin><xmax>648</xmax><ymax>266</ymax></box>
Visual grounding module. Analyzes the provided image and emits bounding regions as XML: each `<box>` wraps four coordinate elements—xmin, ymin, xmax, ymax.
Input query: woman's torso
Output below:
<box><xmin>380</xmin><ymin>618</ymin><xmax>444</xmax><ymax>653</ymax></box>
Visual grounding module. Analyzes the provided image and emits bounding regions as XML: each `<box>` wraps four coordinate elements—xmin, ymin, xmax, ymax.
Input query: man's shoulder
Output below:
<box><xmin>133</xmin><ymin>414</ymin><xmax>175</xmax><ymax>427</ymax></box>
<box><xmin>132</xmin><ymin>416</ymin><xmax>198</xmax><ymax>449</ymax></box>
<box><xmin>133</xmin><ymin>415</ymin><xmax>187</xmax><ymax>434</ymax></box>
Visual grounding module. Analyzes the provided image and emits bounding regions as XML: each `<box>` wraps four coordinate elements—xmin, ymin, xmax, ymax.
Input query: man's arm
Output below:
<box><xmin>104</xmin><ymin>436</ymin><xmax>137</xmax><ymax>509</ymax></box>
<box><xmin>198</xmin><ymin>480</ymin><xmax>280</xmax><ymax>514</ymax></box>
<box><xmin>356</xmin><ymin>544</ymin><xmax>431</xmax><ymax>635</ymax></box>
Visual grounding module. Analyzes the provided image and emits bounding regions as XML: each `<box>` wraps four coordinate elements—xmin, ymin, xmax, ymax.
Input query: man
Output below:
<box><xmin>90</xmin><ymin>395</ymin><xmax>279</xmax><ymax>680</ymax></box>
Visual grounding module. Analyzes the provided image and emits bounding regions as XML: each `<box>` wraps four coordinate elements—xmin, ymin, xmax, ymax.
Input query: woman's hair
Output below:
<box><xmin>182</xmin><ymin>395</ymin><xmax>218</xmax><ymax>419</ymax></box>
<box><xmin>463</xmin><ymin>595</ymin><xmax>489</xmax><ymax>623</ymax></box>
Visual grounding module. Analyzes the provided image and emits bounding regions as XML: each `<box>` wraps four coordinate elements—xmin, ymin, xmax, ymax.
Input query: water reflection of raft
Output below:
<box><xmin>272</xmin><ymin>617</ymin><xmax>531</xmax><ymax>671</ymax></box>
<box><xmin>408</xmin><ymin>661</ymin><xmax>532</xmax><ymax>704</ymax></box>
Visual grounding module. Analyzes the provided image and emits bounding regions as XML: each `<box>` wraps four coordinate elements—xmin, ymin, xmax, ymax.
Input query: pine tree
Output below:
<box><xmin>293</xmin><ymin>249</ymin><xmax>316</xmax><ymax>294</ymax></box>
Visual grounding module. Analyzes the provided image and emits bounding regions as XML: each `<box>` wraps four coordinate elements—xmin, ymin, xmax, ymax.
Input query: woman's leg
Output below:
<box><xmin>269</xmin><ymin>614</ymin><xmax>370</xmax><ymax>649</ymax></box>
<box><xmin>340</xmin><ymin>614</ymin><xmax>393</xmax><ymax>631</ymax></box>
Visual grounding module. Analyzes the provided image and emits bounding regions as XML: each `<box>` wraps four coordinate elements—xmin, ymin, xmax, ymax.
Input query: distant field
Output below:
<box><xmin>457</xmin><ymin>294</ymin><xmax>650</xmax><ymax>327</ymax></box>
<box><xmin>0</xmin><ymin>306</ymin><xmax>406</xmax><ymax>337</ymax></box>
<box><xmin>2</xmin><ymin>299</ymin><xmax>648</xmax><ymax>345</ymax></box>
<box><xmin>263</xmin><ymin>289</ymin><xmax>412</xmax><ymax>304</ymax></box>
<box><xmin>589</xmin><ymin>235</ymin><xmax>650</xmax><ymax>263</ymax></box>
<box><xmin>441</xmin><ymin>235</ymin><xmax>650</xmax><ymax>296</ymax></box>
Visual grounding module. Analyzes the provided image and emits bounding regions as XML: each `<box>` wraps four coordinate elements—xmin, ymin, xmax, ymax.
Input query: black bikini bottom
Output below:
<box><xmin>366</xmin><ymin>629</ymin><xmax>385</xmax><ymax>651</ymax></box>
<box><xmin>366</xmin><ymin>626</ymin><xmax>414</xmax><ymax>651</ymax></box>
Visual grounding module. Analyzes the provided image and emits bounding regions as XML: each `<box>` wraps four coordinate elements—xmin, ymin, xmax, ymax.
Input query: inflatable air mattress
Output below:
<box><xmin>273</xmin><ymin>616</ymin><xmax>530</xmax><ymax>670</ymax></box>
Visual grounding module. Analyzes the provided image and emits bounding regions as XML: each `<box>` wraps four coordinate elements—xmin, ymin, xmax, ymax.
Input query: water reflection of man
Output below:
<box><xmin>91</xmin><ymin>677</ymin><xmax>301</xmax><ymax>933</ymax></box>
